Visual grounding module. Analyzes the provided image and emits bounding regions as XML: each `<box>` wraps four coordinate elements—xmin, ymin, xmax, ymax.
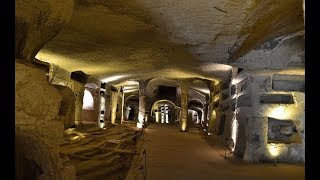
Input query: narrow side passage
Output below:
<box><xmin>137</xmin><ymin>124</ymin><xmax>304</xmax><ymax>180</ymax></box>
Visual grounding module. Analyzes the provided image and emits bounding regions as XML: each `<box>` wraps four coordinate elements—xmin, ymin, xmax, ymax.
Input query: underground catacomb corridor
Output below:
<box><xmin>15</xmin><ymin>0</ymin><xmax>305</xmax><ymax>179</ymax></box>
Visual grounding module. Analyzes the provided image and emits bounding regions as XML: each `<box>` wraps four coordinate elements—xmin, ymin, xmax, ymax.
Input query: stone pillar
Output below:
<box><xmin>202</xmin><ymin>102</ymin><xmax>209</xmax><ymax>128</ymax></box>
<box><xmin>104</xmin><ymin>86</ymin><xmax>111</xmax><ymax>122</ymax></box>
<box><xmin>110</xmin><ymin>87</ymin><xmax>119</xmax><ymax>124</ymax></box>
<box><xmin>121</xmin><ymin>88</ymin><xmax>125</xmax><ymax>124</ymax></box>
<box><xmin>98</xmin><ymin>85</ymin><xmax>107</xmax><ymax>128</ymax></box>
<box><xmin>74</xmin><ymin>82</ymin><xmax>85</xmax><ymax>126</ymax></box>
<box><xmin>138</xmin><ymin>80</ymin><xmax>148</xmax><ymax>127</ymax></box>
<box><xmin>208</xmin><ymin>81</ymin><xmax>216</xmax><ymax>132</ymax></box>
<box><xmin>93</xmin><ymin>88</ymin><xmax>101</xmax><ymax>124</ymax></box>
<box><xmin>178</xmin><ymin>80</ymin><xmax>189</xmax><ymax>132</ymax></box>
<box><xmin>116</xmin><ymin>93</ymin><xmax>122</xmax><ymax>123</ymax></box>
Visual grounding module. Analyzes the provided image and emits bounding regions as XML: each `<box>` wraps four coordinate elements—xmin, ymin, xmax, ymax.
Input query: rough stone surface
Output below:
<box><xmin>110</xmin><ymin>91</ymin><xmax>119</xmax><ymax>124</ymax></box>
<box><xmin>16</xmin><ymin>62</ymin><xmax>63</xmax><ymax>144</ymax></box>
<box><xmin>15</xmin><ymin>62</ymin><xmax>76</xmax><ymax>179</ymax></box>
<box><xmin>54</xmin><ymin>85</ymin><xmax>76</xmax><ymax>129</ymax></box>
<box><xmin>267</xmin><ymin>117</ymin><xmax>301</xmax><ymax>144</ymax></box>
<box><xmin>35</xmin><ymin>0</ymin><xmax>303</xmax><ymax>83</ymax></box>
<box><xmin>242</xmin><ymin>73</ymin><xmax>305</xmax><ymax>163</ymax></box>
<box><xmin>16</xmin><ymin>0</ymin><xmax>305</xmax><ymax>171</ymax></box>
<box><xmin>237</xmin><ymin>93</ymin><xmax>252</xmax><ymax>107</ymax></box>
<box><xmin>234</xmin><ymin>31</ymin><xmax>305</xmax><ymax>70</ymax></box>
<box><xmin>16</xmin><ymin>129</ymin><xmax>63</xmax><ymax>179</ymax></box>
<box><xmin>223</xmin><ymin>67</ymin><xmax>305</xmax><ymax>163</ymax></box>
<box><xmin>15</xmin><ymin>0</ymin><xmax>74</xmax><ymax>61</ymax></box>
<box><xmin>178</xmin><ymin>80</ymin><xmax>189</xmax><ymax>131</ymax></box>
<box><xmin>49</xmin><ymin>64</ymin><xmax>87</xmax><ymax>124</ymax></box>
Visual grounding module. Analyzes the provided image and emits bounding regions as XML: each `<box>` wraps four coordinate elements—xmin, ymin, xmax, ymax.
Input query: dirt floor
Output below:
<box><xmin>126</xmin><ymin>123</ymin><xmax>304</xmax><ymax>180</ymax></box>
<box><xmin>60</xmin><ymin>122</ymin><xmax>304</xmax><ymax>180</ymax></box>
<box><xmin>60</xmin><ymin>122</ymin><xmax>142</xmax><ymax>180</ymax></box>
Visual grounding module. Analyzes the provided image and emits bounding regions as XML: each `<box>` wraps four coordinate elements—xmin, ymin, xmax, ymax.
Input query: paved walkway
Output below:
<box><xmin>137</xmin><ymin>123</ymin><xmax>304</xmax><ymax>180</ymax></box>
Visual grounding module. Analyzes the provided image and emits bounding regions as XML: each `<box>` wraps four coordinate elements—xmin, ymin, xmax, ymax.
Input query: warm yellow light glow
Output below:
<box><xmin>181</xmin><ymin>123</ymin><xmax>187</xmax><ymax>131</ymax></box>
<box><xmin>155</xmin><ymin>112</ymin><xmax>160</xmax><ymax>123</ymax></box>
<box><xmin>70</xmin><ymin>133</ymin><xmax>85</xmax><ymax>141</ymax></box>
<box><xmin>137</xmin><ymin>122</ymin><xmax>143</xmax><ymax>129</ymax></box>
<box><xmin>123</xmin><ymin>89</ymin><xmax>139</xmax><ymax>93</ymax></box>
<box><xmin>71</xmin><ymin>136</ymin><xmax>80</xmax><ymax>141</ymax></box>
<box><xmin>138</xmin><ymin>113</ymin><xmax>144</xmax><ymax>123</ymax></box>
<box><xmin>231</xmin><ymin>115</ymin><xmax>238</xmax><ymax>151</ymax></box>
<box><xmin>99</xmin><ymin>123</ymin><xmax>105</xmax><ymax>128</ymax></box>
<box><xmin>83</xmin><ymin>89</ymin><xmax>94</xmax><ymax>110</ymax></box>
<box><xmin>231</xmin><ymin>78</ymin><xmax>241</xmax><ymax>85</ymax></box>
<box><xmin>268</xmin><ymin>143</ymin><xmax>281</xmax><ymax>157</ymax></box>
<box><xmin>102</xmin><ymin>75</ymin><xmax>126</xmax><ymax>83</ymax></box>
<box><xmin>268</xmin><ymin>106</ymin><xmax>288</xmax><ymax>119</ymax></box>
<box><xmin>65</xmin><ymin>128</ymin><xmax>75</xmax><ymax>135</ymax></box>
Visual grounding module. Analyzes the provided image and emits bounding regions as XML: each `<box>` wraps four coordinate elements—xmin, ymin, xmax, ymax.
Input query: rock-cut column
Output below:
<box><xmin>178</xmin><ymin>80</ymin><xmax>189</xmax><ymax>132</ymax></box>
<box><xmin>138</xmin><ymin>80</ymin><xmax>149</xmax><ymax>128</ymax></box>
<box><xmin>110</xmin><ymin>87</ymin><xmax>119</xmax><ymax>124</ymax></box>
<box><xmin>208</xmin><ymin>82</ymin><xmax>216</xmax><ymax>133</ymax></box>
<box><xmin>121</xmin><ymin>88</ymin><xmax>125</xmax><ymax>124</ymax></box>
<box><xmin>202</xmin><ymin>102</ymin><xmax>209</xmax><ymax>128</ymax></box>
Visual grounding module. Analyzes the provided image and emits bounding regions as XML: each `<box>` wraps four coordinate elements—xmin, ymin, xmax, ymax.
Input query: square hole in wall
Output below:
<box><xmin>272</xmin><ymin>74</ymin><xmax>304</xmax><ymax>92</ymax></box>
<box><xmin>260</xmin><ymin>94</ymin><xmax>294</xmax><ymax>104</ymax></box>
<box><xmin>100</xmin><ymin>82</ymin><xmax>106</xmax><ymax>89</ymax></box>
<box><xmin>267</xmin><ymin>117</ymin><xmax>301</xmax><ymax>143</ymax></box>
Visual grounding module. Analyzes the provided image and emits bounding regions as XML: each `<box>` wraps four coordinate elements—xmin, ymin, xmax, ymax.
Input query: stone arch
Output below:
<box><xmin>188</xmin><ymin>99</ymin><xmax>204</xmax><ymax>109</ymax></box>
<box><xmin>124</xmin><ymin>94</ymin><xmax>139</xmax><ymax>121</ymax></box>
<box><xmin>188</xmin><ymin>99</ymin><xmax>204</xmax><ymax>126</ymax></box>
<box><xmin>188</xmin><ymin>79</ymin><xmax>210</xmax><ymax>102</ymax></box>
<box><xmin>85</xmin><ymin>83</ymin><xmax>99</xmax><ymax>89</ymax></box>
<box><xmin>151</xmin><ymin>99</ymin><xmax>179</xmax><ymax>124</ymax></box>
<box><xmin>146</xmin><ymin>77</ymin><xmax>181</xmax><ymax>106</ymax></box>
<box><xmin>125</xmin><ymin>94</ymin><xmax>139</xmax><ymax>104</ymax></box>
<box><xmin>188</xmin><ymin>78</ymin><xmax>211</xmax><ymax>128</ymax></box>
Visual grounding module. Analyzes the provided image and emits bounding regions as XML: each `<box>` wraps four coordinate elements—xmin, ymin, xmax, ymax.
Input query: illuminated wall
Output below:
<box><xmin>82</xmin><ymin>89</ymin><xmax>94</xmax><ymax>110</ymax></box>
<box><xmin>240</xmin><ymin>70</ymin><xmax>305</xmax><ymax>163</ymax></box>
